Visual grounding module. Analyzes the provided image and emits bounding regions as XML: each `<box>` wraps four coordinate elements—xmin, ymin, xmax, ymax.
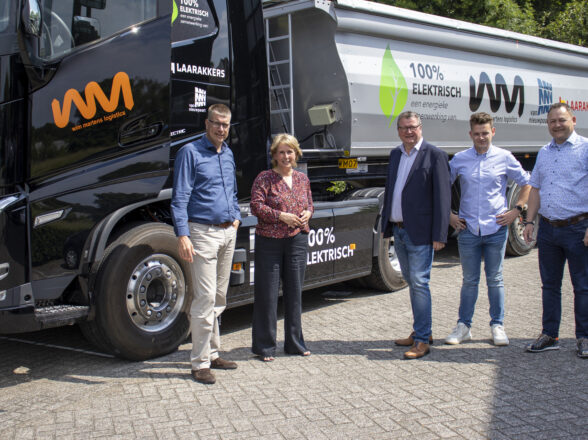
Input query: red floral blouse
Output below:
<box><xmin>250</xmin><ymin>169</ymin><xmax>314</xmax><ymax>238</ymax></box>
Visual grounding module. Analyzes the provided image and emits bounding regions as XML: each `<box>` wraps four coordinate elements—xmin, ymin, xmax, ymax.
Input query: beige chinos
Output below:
<box><xmin>188</xmin><ymin>222</ymin><xmax>237</xmax><ymax>370</ymax></box>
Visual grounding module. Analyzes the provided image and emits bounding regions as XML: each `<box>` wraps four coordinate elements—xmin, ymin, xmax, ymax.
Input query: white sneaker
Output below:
<box><xmin>445</xmin><ymin>322</ymin><xmax>472</xmax><ymax>345</ymax></box>
<box><xmin>491</xmin><ymin>324</ymin><xmax>509</xmax><ymax>346</ymax></box>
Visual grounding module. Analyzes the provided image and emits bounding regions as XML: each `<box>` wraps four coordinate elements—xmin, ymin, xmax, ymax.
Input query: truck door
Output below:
<box><xmin>0</xmin><ymin>1</ymin><xmax>29</xmax><ymax>309</ymax></box>
<box><xmin>21</xmin><ymin>1</ymin><xmax>171</xmax><ymax>283</ymax></box>
<box><xmin>170</xmin><ymin>0</ymin><xmax>228</xmax><ymax>140</ymax></box>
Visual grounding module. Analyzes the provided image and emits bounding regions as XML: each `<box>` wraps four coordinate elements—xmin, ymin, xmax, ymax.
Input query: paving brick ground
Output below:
<box><xmin>1</xmin><ymin>241</ymin><xmax>586</xmax><ymax>439</ymax></box>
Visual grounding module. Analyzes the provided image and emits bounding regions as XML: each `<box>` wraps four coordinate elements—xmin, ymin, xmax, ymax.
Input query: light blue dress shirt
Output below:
<box><xmin>171</xmin><ymin>136</ymin><xmax>241</xmax><ymax>237</ymax></box>
<box><xmin>529</xmin><ymin>131</ymin><xmax>588</xmax><ymax>221</ymax></box>
<box><xmin>450</xmin><ymin>145</ymin><xmax>530</xmax><ymax>236</ymax></box>
<box><xmin>391</xmin><ymin>138</ymin><xmax>423</xmax><ymax>222</ymax></box>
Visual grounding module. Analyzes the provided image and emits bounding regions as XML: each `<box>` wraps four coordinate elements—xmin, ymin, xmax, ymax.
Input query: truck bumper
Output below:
<box><xmin>0</xmin><ymin>305</ymin><xmax>41</xmax><ymax>333</ymax></box>
<box><xmin>0</xmin><ymin>283</ymin><xmax>39</xmax><ymax>333</ymax></box>
<box><xmin>0</xmin><ymin>282</ymin><xmax>34</xmax><ymax>309</ymax></box>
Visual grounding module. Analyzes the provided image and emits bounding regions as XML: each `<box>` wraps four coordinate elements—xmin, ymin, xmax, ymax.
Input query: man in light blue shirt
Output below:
<box><xmin>446</xmin><ymin>112</ymin><xmax>530</xmax><ymax>346</ymax></box>
<box><xmin>171</xmin><ymin>104</ymin><xmax>241</xmax><ymax>384</ymax></box>
<box><xmin>523</xmin><ymin>102</ymin><xmax>588</xmax><ymax>358</ymax></box>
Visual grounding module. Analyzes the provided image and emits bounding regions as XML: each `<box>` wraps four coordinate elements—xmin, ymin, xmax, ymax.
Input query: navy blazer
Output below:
<box><xmin>381</xmin><ymin>140</ymin><xmax>451</xmax><ymax>245</ymax></box>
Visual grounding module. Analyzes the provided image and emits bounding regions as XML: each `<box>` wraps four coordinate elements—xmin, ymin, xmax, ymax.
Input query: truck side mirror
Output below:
<box><xmin>21</xmin><ymin>0</ymin><xmax>42</xmax><ymax>37</ymax></box>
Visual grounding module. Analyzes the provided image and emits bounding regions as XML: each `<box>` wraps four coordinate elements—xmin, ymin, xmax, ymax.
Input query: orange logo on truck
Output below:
<box><xmin>51</xmin><ymin>71</ymin><xmax>134</xmax><ymax>128</ymax></box>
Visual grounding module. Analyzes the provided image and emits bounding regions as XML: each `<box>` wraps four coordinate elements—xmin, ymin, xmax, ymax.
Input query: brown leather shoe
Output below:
<box><xmin>191</xmin><ymin>368</ymin><xmax>216</xmax><ymax>384</ymax></box>
<box><xmin>394</xmin><ymin>332</ymin><xmax>434</xmax><ymax>346</ymax></box>
<box><xmin>210</xmin><ymin>357</ymin><xmax>238</xmax><ymax>370</ymax></box>
<box><xmin>404</xmin><ymin>342</ymin><xmax>430</xmax><ymax>359</ymax></box>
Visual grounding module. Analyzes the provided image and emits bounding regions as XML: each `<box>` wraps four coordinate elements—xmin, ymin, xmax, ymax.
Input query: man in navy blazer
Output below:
<box><xmin>381</xmin><ymin>111</ymin><xmax>451</xmax><ymax>359</ymax></box>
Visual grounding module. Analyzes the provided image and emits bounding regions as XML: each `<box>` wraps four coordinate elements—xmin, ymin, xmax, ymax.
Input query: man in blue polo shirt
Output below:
<box><xmin>524</xmin><ymin>102</ymin><xmax>588</xmax><ymax>358</ymax></box>
<box><xmin>446</xmin><ymin>112</ymin><xmax>530</xmax><ymax>346</ymax></box>
<box><xmin>171</xmin><ymin>104</ymin><xmax>241</xmax><ymax>384</ymax></box>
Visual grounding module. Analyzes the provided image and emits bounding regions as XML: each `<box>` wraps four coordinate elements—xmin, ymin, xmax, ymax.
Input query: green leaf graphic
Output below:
<box><xmin>379</xmin><ymin>45</ymin><xmax>408</xmax><ymax>127</ymax></box>
<box><xmin>172</xmin><ymin>0</ymin><xmax>178</xmax><ymax>24</ymax></box>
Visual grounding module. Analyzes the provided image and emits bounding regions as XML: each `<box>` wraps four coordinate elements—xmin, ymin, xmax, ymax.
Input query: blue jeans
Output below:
<box><xmin>538</xmin><ymin>217</ymin><xmax>588</xmax><ymax>339</ymax></box>
<box><xmin>456</xmin><ymin>226</ymin><xmax>507</xmax><ymax>328</ymax></box>
<box><xmin>393</xmin><ymin>226</ymin><xmax>434</xmax><ymax>344</ymax></box>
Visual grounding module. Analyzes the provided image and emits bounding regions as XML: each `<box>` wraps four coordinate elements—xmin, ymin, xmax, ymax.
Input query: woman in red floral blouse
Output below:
<box><xmin>250</xmin><ymin>134</ymin><xmax>314</xmax><ymax>362</ymax></box>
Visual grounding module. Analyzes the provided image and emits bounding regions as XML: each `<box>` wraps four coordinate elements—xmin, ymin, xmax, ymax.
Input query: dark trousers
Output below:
<box><xmin>252</xmin><ymin>233</ymin><xmax>309</xmax><ymax>357</ymax></box>
<box><xmin>538</xmin><ymin>217</ymin><xmax>588</xmax><ymax>339</ymax></box>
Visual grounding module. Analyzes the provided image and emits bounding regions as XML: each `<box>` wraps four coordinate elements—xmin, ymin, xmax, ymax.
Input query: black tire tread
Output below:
<box><xmin>505</xmin><ymin>183</ymin><xmax>536</xmax><ymax>256</ymax></box>
<box><xmin>343</xmin><ymin>188</ymin><xmax>406</xmax><ymax>292</ymax></box>
<box><xmin>83</xmin><ymin>223</ymin><xmax>192</xmax><ymax>361</ymax></box>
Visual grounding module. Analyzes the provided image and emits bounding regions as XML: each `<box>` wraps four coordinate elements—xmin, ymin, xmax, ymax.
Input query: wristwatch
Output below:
<box><xmin>515</xmin><ymin>205</ymin><xmax>523</xmax><ymax>212</ymax></box>
<box><xmin>523</xmin><ymin>220</ymin><xmax>535</xmax><ymax>226</ymax></box>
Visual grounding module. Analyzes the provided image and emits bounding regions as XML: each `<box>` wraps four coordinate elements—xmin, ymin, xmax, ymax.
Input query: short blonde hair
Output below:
<box><xmin>208</xmin><ymin>103</ymin><xmax>231</xmax><ymax>119</ymax></box>
<box><xmin>270</xmin><ymin>133</ymin><xmax>303</xmax><ymax>168</ymax></box>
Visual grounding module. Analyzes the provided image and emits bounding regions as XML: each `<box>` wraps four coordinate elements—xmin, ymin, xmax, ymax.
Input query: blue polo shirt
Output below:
<box><xmin>171</xmin><ymin>136</ymin><xmax>241</xmax><ymax>237</ymax></box>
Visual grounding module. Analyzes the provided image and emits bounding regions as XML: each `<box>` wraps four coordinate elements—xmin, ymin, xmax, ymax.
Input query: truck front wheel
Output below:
<box><xmin>82</xmin><ymin>223</ymin><xmax>192</xmax><ymax>360</ymax></box>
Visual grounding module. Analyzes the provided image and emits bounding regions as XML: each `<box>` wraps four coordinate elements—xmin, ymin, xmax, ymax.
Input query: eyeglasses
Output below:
<box><xmin>397</xmin><ymin>124</ymin><xmax>421</xmax><ymax>132</ymax></box>
<box><xmin>208</xmin><ymin>119</ymin><xmax>230</xmax><ymax>130</ymax></box>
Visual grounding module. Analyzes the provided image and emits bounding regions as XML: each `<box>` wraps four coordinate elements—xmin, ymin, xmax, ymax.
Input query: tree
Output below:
<box><xmin>374</xmin><ymin>0</ymin><xmax>587</xmax><ymax>47</ymax></box>
<box><xmin>539</xmin><ymin>0</ymin><xmax>588</xmax><ymax>46</ymax></box>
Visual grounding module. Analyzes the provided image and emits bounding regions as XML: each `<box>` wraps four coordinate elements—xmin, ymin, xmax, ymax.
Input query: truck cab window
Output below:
<box><xmin>0</xmin><ymin>1</ymin><xmax>12</xmax><ymax>33</ymax></box>
<box><xmin>39</xmin><ymin>0</ymin><xmax>156</xmax><ymax>60</ymax></box>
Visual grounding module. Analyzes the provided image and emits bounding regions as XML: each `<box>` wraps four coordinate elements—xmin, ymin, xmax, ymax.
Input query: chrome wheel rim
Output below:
<box><xmin>126</xmin><ymin>254</ymin><xmax>185</xmax><ymax>332</ymax></box>
<box><xmin>387</xmin><ymin>238</ymin><xmax>402</xmax><ymax>273</ymax></box>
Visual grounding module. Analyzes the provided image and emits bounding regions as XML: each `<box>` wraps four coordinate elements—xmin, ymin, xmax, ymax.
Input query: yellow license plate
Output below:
<box><xmin>338</xmin><ymin>158</ymin><xmax>357</xmax><ymax>169</ymax></box>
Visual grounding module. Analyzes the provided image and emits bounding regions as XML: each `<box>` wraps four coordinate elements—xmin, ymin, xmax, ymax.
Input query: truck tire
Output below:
<box><xmin>82</xmin><ymin>223</ymin><xmax>192</xmax><ymax>360</ymax></box>
<box><xmin>505</xmin><ymin>183</ymin><xmax>537</xmax><ymax>256</ymax></box>
<box><xmin>362</xmin><ymin>228</ymin><xmax>407</xmax><ymax>292</ymax></box>
<box><xmin>343</xmin><ymin>188</ymin><xmax>406</xmax><ymax>292</ymax></box>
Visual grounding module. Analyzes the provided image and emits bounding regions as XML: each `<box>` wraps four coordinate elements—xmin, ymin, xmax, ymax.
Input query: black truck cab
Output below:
<box><xmin>0</xmin><ymin>0</ymin><xmax>390</xmax><ymax>359</ymax></box>
<box><xmin>0</xmin><ymin>0</ymin><xmax>271</xmax><ymax>346</ymax></box>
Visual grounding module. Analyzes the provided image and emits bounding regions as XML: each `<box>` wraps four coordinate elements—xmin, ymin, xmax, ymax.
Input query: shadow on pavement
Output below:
<box><xmin>1</xmin><ymin>237</ymin><xmax>585</xmax><ymax>439</ymax></box>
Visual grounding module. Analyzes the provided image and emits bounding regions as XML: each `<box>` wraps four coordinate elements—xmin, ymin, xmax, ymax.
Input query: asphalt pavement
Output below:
<box><xmin>1</xmin><ymin>240</ymin><xmax>586</xmax><ymax>439</ymax></box>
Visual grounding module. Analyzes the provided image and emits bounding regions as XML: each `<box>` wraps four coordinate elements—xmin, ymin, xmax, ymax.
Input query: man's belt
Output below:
<box><xmin>211</xmin><ymin>221</ymin><xmax>234</xmax><ymax>228</ymax></box>
<box><xmin>541</xmin><ymin>213</ymin><xmax>588</xmax><ymax>228</ymax></box>
<box><xmin>189</xmin><ymin>220</ymin><xmax>234</xmax><ymax>228</ymax></box>
<box><xmin>389</xmin><ymin>221</ymin><xmax>404</xmax><ymax>229</ymax></box>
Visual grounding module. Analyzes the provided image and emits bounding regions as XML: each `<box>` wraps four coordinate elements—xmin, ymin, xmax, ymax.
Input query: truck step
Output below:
<box><xmin>35</xmin><ymin>305</ymin><xmax>89</xmax><ymax>328</ymax></box>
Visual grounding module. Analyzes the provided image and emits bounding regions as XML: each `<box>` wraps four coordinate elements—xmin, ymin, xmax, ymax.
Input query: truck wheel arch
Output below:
<box><xmin>85</xmin><ymin>189</ymin><xmax>172</xmax><ymax>272</ymax></box>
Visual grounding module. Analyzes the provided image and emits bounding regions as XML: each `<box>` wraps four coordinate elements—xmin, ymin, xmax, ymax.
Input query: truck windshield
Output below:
<box><xmin>38</xmin><ymin>0</ymin><xmax>156</xmax><ymax>61</ymax></box>
<box><xmin>0</xmin><ymin>1</ymin><xmax>12</xmax><ymax>33</ymax></box>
